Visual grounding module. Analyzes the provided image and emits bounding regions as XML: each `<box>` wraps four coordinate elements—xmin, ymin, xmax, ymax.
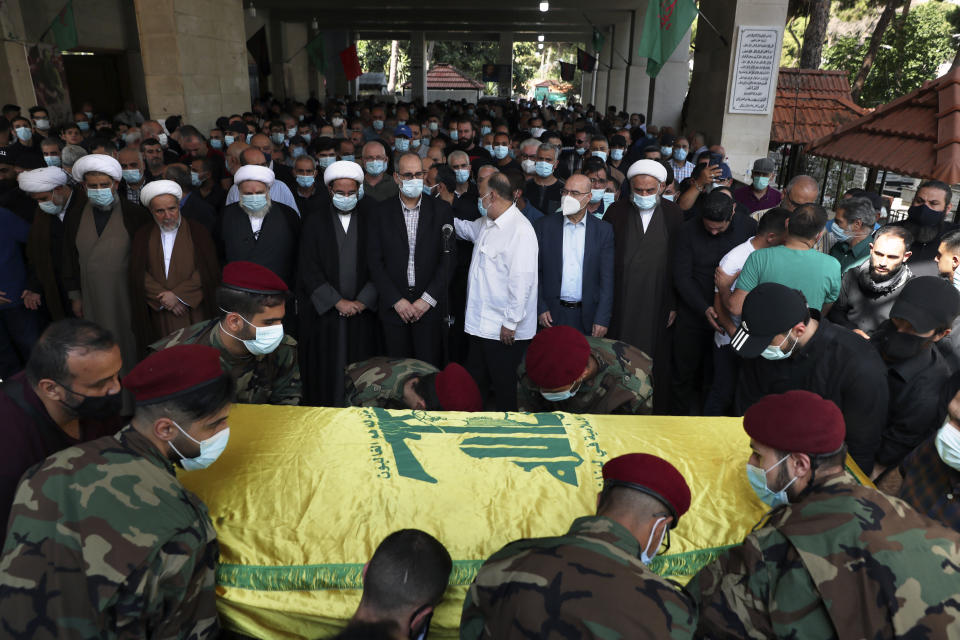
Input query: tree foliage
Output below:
<box><xmin>822</xmin><ymin>0</ymin><xmax>960</xmax><ymax>106</ymax></box>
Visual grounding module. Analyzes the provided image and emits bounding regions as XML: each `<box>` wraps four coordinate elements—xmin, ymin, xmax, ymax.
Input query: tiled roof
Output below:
<box><xmin>771</xmin><ymin>68</ymin><xmax>867</xmax><ymax>145</ymax></box>
<box><xmin>403</xmin><ymin>63</ymin><xmax>483</xmax><ymax>90</ymax></box>
<box><xmin>808</xmin><ymin>67</ymin><xmax>960</xmax><ymax>183</ymax></box>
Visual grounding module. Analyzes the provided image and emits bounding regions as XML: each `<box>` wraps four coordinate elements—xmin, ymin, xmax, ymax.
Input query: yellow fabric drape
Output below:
<box><xmin>179</xmin><ymin>406</ymin><xmax>871</xmax><ymax>640</ymax></box>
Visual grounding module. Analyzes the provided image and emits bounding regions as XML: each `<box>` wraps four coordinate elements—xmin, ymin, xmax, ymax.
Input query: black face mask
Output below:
<box><xmin>871</xmin><ymin>321</ymin><xmax>931</xmax><ymax>362</ymax></box>
<box><xmin>56</xmin><ymin>382</ymin><xmax>123</xmax><ymax>419</ymax></box>
<box><xmin>907</xmin><ymin>203</ymin><xmax>945</xmax><ymax>227</ymax></box>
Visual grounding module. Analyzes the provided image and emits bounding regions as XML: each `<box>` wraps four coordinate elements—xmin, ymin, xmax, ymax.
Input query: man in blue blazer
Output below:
<box><xmin>534</xmin><ymin>173</ymin><xmax>615</xmax><ymax>336</ymax></box>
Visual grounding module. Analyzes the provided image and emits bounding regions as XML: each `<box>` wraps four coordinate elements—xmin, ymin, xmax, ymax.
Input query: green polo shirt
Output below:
<box><xmin>829</xmin><ymin>235</ymin><xmax>872</xmax><ymax>273</ymax></box>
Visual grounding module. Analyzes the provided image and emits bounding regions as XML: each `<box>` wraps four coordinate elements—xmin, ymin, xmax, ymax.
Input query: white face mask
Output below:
<box><xmin>220</xmin><ymin>313</ymin><xmax>284</xmax><ymax>355</ymax></box>
<box><xmin>560</xmin><ymin>194</ymin><xmax>584</xmax><ymax>216</ymax></box>
<box><xmin>935</xmin><ymin>419</ymin><xmax>960</xmax><ymax>471</ymax></box>
<box><xmin>168</xmin><ymin>420</ymin><xmax>230</xmax><ymax>471</ymax></box>
<box><xmin>640</xmin><ymin>516</ymin><xmax>668</xmax><ymax>565</ymax></box>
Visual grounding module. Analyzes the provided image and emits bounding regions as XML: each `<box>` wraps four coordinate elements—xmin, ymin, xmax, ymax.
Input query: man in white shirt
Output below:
<box><xmin>454</xmin><ymin>171</ymin><xmax>538</xmax><ymax>411</ymax></box>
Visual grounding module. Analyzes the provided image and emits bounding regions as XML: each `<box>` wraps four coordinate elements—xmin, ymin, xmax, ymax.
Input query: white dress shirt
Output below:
<box><xmin>338</xmin><ymin>211</ymin><xmax>352</xmax><ymax>232</ymax></box>
<box><xmin>160</xmin><ymin>226</ymin><xmax>178</xmax><ymax>277</ymax></box>
<box><xmin>639</xmin><ymin>207</ymin><xmax>655</xmax><ymax>232</ymax></box>
<box><xmin>226</xmin><ymin>180</ymin><xmax>301</xmax><ymax>215</ymax></box>
<box><xmin>247</xmin><ymin>214</ymin><xmax>265</xmax><ymax>237</ymax></box>
<box><xmin>560</xmin><ymin>214</ymin><xmax>587</xmax><ymax>302</ymax></box>
<box><xmin>454</xmin><ymin>204</ymin><xmax>538</xmax><ymax>340</ymax></box>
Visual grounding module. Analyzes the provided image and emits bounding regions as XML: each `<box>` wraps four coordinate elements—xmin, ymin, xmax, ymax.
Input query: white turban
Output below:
<box><xmin>626</xmin><ymin>159</ymin><xmax>667</xmax><ymax>183</ymax></box>
<box><xmin>234</xmin><ymin>164</ymin><xmax>275</xmax><ymax>187</ymax></box>
<box><xmin>139</xmin><ymin>179</ymin><xmax>183</xmax><ymax>208</ymax></box>
<box><xmin>71</xmin><ymin>154</ymin><xmax>122</xmax><ymax>182</ymax></box>
<box><xmin>323</xmin><ymin>160</ymin><xmax>365</xmax><ymax>186</ymax></box>
<box><xmin>17</xmin><ymin>167</ymin><xmax>68</xmax><ymax>193</ymax></box>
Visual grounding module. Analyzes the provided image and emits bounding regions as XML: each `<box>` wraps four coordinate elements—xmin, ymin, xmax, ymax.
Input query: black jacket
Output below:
<box><xmin>736</xmin><ymin>318</ymin><xmax>889</xmax><ymax>474</ymax></box>
<box><xmin>217</xmin><ymin>201</ymin><xmax>301</xmax><ymax>286</ymax></box>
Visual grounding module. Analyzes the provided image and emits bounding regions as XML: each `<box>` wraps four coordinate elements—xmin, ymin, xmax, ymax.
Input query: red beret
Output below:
<box><xmin>525</xmin><ymin>326</ymin><xmax>591</xmax><ymax>388</ymax></box>
<box><xmin>123</xmin><ymin>345</ymin><xmax>225</xmax><ymax>405</ymax></box>
<box><xmin>744</xmin><ymin>390</ymin><xmax>846</xmax><ymax>454</ymax></box>
<box><xmin>222</xmin><ymin>261</ymin><xmax>288</xmax><ymax>294</ymax></box>
<box><xmin>602</xmin><ymin>453</ymin><xmax>691</xmax><ymax>527</ymax></box>
<box><xmin>434</xmin><ymin>363</ymin><xmax>483</xmax><ymax>412</ymax></box>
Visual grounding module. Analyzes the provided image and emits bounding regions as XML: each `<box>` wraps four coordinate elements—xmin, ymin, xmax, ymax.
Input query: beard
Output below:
<box><xmin>868</xmin><ymin>262</ymin><xmax>902</xmax><ymax>283</ymax></box>
<box><xmin>240</xmin><ymin>197</ymin><xmax>272</xmax><ymax>218</ymax></box>
<box><xmin>158</xmin><ymin>216</ymin><xmax>181</xmax><ymax>232</ymax></box>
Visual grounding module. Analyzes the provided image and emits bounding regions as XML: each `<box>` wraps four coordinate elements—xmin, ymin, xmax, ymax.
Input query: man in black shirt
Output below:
<box><xmin>731</xmin><ymin>283</ymin><xmax>888</xmax><ymax>474</ymax></box>
<box><xmin>892</xmin><ymin>179</ymin><xmax>958</xmax><ymax>277</ymax></box>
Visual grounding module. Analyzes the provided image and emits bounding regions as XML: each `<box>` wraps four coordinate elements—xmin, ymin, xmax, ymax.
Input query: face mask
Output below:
<box><xmin>291</xmin><ymin>146</ymin><xmax>306</xmax><ymax>158</ymax></box>
<box><xmin>753</xmin><ymin>176</ymin><xmax>770</xmax><ymax>190</ymax></box>
<box><xmin>830</xmin><ymin>222</ymin><xmax>850</xmax><ymax>242</ymax></box>
<box><xmin>87</xmin><ymin>188</ymin><xmax>114</xmax><ymax>208</ymax></box>
<box><xmin>491</xmin><ymin>145</ymin><xmax>509</xmax><ymax>160</ymax></box>
<box><xmin>746</xmin><ymin>455</ymin><xmax>796</xmax><ymax>508</ymax></box>
<box><xmin>168</xmin><ymin>420</ymin><xmax>230</xmax><ymax>471</ymax></box>
<box><xmin>84</xmin><ymin>111</ymin><xmax>93</xmax><ymax>119</ymax></box>
<box><xmin>480</xmin><ymin>126</ymin><xmax>491</xmax><ymax>136</ymax></box>
<box><xmin>590</xmin><ymin>188</ymin><xmax>605</xmax><ymax>204</ymax></box>
<box><xmin>296</xmin><ymin>175</ymin><xmax>315</xmax><ymax>188</ymax></box>
<box><xmin>122</xmin><ymin>169</ymin><xmax>142</xmax><ymax>184</ymax></box>
<box><xmin>530</xmin><ymin>127</ymin><xmax>544</xmax><ymax>138</ymax></box>
<box><xmin>39</xmin><ymin>199</ymin><xmax>63</xmax><ymax>215</ymax></box>
<box><xmin>157</xmin><ymin>133</ymin><xmax>168</xmax><ymax>147</ymax></box>
<box><xmin>449</xmin><ymin>130</ymin><xmax>459</xmax><ymax>142</ymax></box>
<box><xmin>77</xmin><ymin>121</ymin><xmax>90</xmax><ymax>132</ymax></box>
<box><xmin>575</xmin><ymin>146</ymin><xmax>587</xmax><ymax>156</ymax></box>
<box><xmin>585</xmin><ymin>150</ymin><xmax>606</xmax><ymax>163</ymax></box>
<box><xmin>483</xmin><ymin>144</ymin><xmax>494</xmax><ymax>155</ymax></box>
<box><xmin>422</xmin><ymin>182</ymin><xmax>437</xmax><ymax>197</ymax></box>
<box><xmin>35</xmin><ymin>118</ymin><xmax>50</xmax><ymax>130</ymax></box>
<box><xmin>15</xmin><ymin>127</ymin><xmax>32</xmax><ymax>142</ymax></box>
<box><xmin>935</xmin><ymin>420</ymin><xmax>960</xmax><ymax>470</ymax></box>
<box><xmin>396</xmin><ymin>138</ymin><xmax>410</xmax><ymax>152</ymax></box>
<box><xmin>365</xmin><ymin>160</ymin><xmax>387</xmax><ymax>176</ymax></box>
<box><xmin>428</xmin><ymin>122</ymin><xmax>439</xmax><ymax>131</ymax></box>
<box><xmin>341</xmin><ymin>154</ymin><xmax>355</xmax><ymax>163</ymax></box>
<box><xmin>535</xmin><ymin>161</ymin><xmax>554</xmax><ymax>178</ymax></box>
<box><xmin>521</xmin><ymin>159</ymin><xmax>536</xmax><ymax>174</ymax></box>
<box><xmin>411</xmin><ymin>139</ymin><xmax>421</xmax><ymax>149</ymax></box>
<box><xmin>761</xmin><ymin>332</ymin><xmax>798</xmax><ymax>360</ymax></box>
<box><xmin>477</xmin><ymin>192</ymin><xmax>490</xmax><ymax>216</ymax></box>
<box><xmin>191</xmin><ymin>171</ymin><xmax>202</xmax><ymax>187</ymax></box>
<box><xmin>640</xmin><ymin>517</ymin><xmax>668</xmax><ymax>565</ymax></box>
<box><xmin>908</xmin><ymin>203</ymin><xmax>945</xmax><ymax>227</ymax></box>
<box><xmin>225</xmin><ymin>135</ymin><xmax>236</xmax><ymax>146</ymax></box>
<box><xmin>401</xmin><ymin>178</ymin><xmax>423</xmax><ymax>198</ymax></box>
<box><xmin>373</xmin><ymin>119</ymin><xmax>384</xmax><ymax>130</ymax></box>
<box><xmin>660</xmin><ymin>146</ymin><xmax>672</xmax><ymax>157</ymax></box>
<box><xmin>611</xmin><ymin>148</ymin><xmax>624</xmax><ymax>161</ymax></box>
<box><xmin>673</xmin><ymin>148</ymin><xmax>687</xmax><ymax>162</ymax></box>
<box><xmin>541</xmin><ymin>382</ymin><xmax>580</xmax><ymax>402</ymax></box>
<box><xmin>333</xmin><ymin>193</ymin><xmax>358</xmax><ymax>211</ymax></box>
<box><xmin>454</xmin><ymin>168</ymin><xmax>470</xmax><ymax>184</ymax></box>
<box><xmin>561</xmin><ymin>194</ymin><xmax>585</xmax><ymax>216</ymax></box>
<box><xmin>227</xmin><ymin>314</ymin><xmax>285</xmax><ymax>355</ymax></box>
<box><xmin>270</xmin><ymin>132</ymin><xmax>284</xmax><ymax>144</ymax></box>
<box><xmin>56</xmin><ymin>382</ymin><xmax>123</xmax><ymax>419</ymax></box>
<box><xmin>44</xmin><ymin>155</ymin><xmax>61</xmax><ymax>167</ymax></box>
<box><xmin>633</xmin><ymin>192</ymin><xmax>657</xmax><ymax>210</ymax></box>
<box><xmin>873</xmin><ymin>321</ymin><xmax>929</xmax><ymax>362</ymax></box>
<box><xmin>245</xmin><ymin>133</ymin><xmax>254</xmax><ymax>144</ymax></box>
<box><xmin>287</xmin><ymin>127</ymin><xmax>297</xmax><ymax>138</ymax></box>
<box><xmin>210</xmin><ymin>138</ymin><xmax>223</xmax><ymax>150</ymax></box>
<box><xmin>602</xmin><ymin>192</ymin><xmax>615</xmax><ymax>207</ymax></box>
<box><xmin>332</xmin><ymin>117</ymin><xmax>344</xmax><ymax>127</ymax></box>
<box><xmin>318</xmin><ymin>156</ymin><xmax>336</xmax><ymax>169</ymax></box>
<box><xmin>240</xmin><ymin>193</ymin><xmax>268</xmax><ymax>211</ymax></box>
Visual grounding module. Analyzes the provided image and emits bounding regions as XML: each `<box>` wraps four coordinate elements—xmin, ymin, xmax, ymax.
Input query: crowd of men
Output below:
<box><xmin>1</xmin><ymin>95</ymin><xmax>960</xmax><ymax>638</ymax></box>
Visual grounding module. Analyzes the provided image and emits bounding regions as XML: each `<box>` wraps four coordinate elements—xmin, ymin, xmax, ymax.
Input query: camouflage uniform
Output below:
<box><xmin>150</xmin><ymin>318</ymin><xmax>301</xmax><ymax>405</ymax></box>
<box><xmin>690</xmin><ymin>471</ymin><xmax>960</xmax><ymax>639</ymax></box>
<box><xmin>517</xmin><ymin>337</ymin><xmax>653</xmax><ymax>414</ymax></box>
<box><xmin>344</xmin><ymin>356</ymin><xmax>439</xmax><ymax>408</ymax></box>
<box><xmin>0</xmin><ymin>426</ymin><xmax>219</xmax><ymax>639</ymax></box>
<box><xmin>460</xmin><ymin>516</ymin><xmax>697</xmax><ymax>639</ymax></box>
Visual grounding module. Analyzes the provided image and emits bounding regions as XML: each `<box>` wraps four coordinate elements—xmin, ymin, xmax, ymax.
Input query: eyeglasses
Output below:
<box><xmin>560</xmin><ymin>189</ymin><xmax>589</xmax><ymax>198</ymax></box>
<box><xmin>587</xmin><ymin>177</ymin><xmax>607</xmax><ymax>186</ymax></box>
<box><xmin>397</xmin><ymin>171</ymin><xmax>427</xmax><ymax>180</ymax></box>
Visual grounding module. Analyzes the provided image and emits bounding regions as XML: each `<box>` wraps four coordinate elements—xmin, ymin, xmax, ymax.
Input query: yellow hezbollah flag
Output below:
<box><xmin>179</xmin><ymin>406</ymin><xmax>871</xmax><ymax>639</ymax></box>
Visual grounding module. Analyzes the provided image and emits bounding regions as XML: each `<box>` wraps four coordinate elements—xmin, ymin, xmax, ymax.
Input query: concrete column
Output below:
<box><xmin>650</xmin><ymin>29</ymin><xmax>691</xmax><ymax>130</ymax></box>
<box><xmin>134</xmin><ymin>0</ymin><xmax>250</xmax><ymax>133</ymax></box>
<box><xmin>0</xmin><ymin>1</ymin><xmax>36</xmax><ymax>109</ymax></box>
<box><xmin>624</xmin><ymin>4</ymin><xmax>651</xmax><ymax>117</ymax></box>
<box><xmin>604</xmin><ymin>23</ymin><xmax>627</xmax><ymax>111</ymax></box>
<box><xmin>497</xmin><ymin>32</ymin><xmax>514</xmax><ymax>98</ymax></box>
<box><xmin>593</xmin><ymin>38</ymin><xmax>609</xmax><ymax>109</ymax></box>
<box><xmin>268</xmin><ymin>17</ymin><xmax>285</xmax><ymax>98</ymax></box>
<box><xmin>686</xmin><ymin>0</ymin><xmax>789</xmax><ymax>180</ymax></box>
<box><xmin>409</xmin><ymin>31</ymin><xmax>427</xmax><ymax>104</ymax></box>
<box><xmin>281</xmin><ymin>21</ymin><xmax>309</xmax><ymax>102</ymax></box>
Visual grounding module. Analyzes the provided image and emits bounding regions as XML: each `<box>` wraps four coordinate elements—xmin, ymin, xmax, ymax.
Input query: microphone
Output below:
<box><xmin>442</xmin><ymin>223</ymin><xmax>454</xmax><ymax>253</ymax></box>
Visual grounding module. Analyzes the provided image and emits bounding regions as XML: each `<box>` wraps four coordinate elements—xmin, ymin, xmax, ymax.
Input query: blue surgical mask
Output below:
<box><xmin>240</xmin><ymin>193</ymin><xmax>268</xmax><ymax>211</ymax></box>
<box><xmin>673</xmin><ymin>148</ymin><xmax>688</xmax><ymax>162</ymax></box>
<box><xmin>540</xmin><ymin>382</ymin><xmax>580</xmax><ymax>402</ymax></box>
<box><xmin>318</xmin><ymin>156</ymin><xmax>336</xmax><ymax>169</ymax></box>
<box><xmin>333</xmin><ymin>193</ymin><xmax>358</xmax><ymax>211</ymax></box>
<box><xmin>77</xmin><ymin>121</ymin><xmax>90</xmax><ymax>131</ymax></box>
<box><xmin>660</xmin><ymin>146</ymin><xmax>672</xmax><ymax>157</ymax></box>
<box><xmin>39</xmin><ymin>199</ymin><xmax>63</xmax><ymax>215</ymax></box>
<box><xmin>535</xmin><ymin>161</ymin><xmax>554</xmax><ymax>178</ymax></box>
<box><xmin>935</xmin><ymin>419</ymin><xmax>960</xmax><ymax>471</ymax></box>
<box><xmin>400</xmin><ymin>178</ymin><xmax>423</xmax><ymax>198</ymax></box>
<box><xmin>296</xmin><ymin>175</ymin><xmax>315</xmax><ymax>188</ymax></box>
<box><xmin>753</xmin><ymin>176</ymin><xmax>770</xmax><ymax>190</ymax></box>
<box><xmin>492</xmin><ymin>145</ymin><xmax>509</xmax><ymax>160</ymax></box>
<box><xmin>450</xmin><ymin>129</ymin><xmax>459</xmax><ymax>142</ymax></box>
<box><xmin>15</xmin><ymin>127</ymin><xmax>32</xmax><ymax>142</ymax></box>
<box><xmin>830</xmin><ymin>222</ymin><xmax>850</xmax><ymax>242</ymax></box>
<box><xmin>483</xmin><ymin>144</ymin><xmax>494</xmax><ymax>155</ymax></box>
<box><xmin>225</xmin><ymin>135</ymin><xmax>236</xmax><ymax>146</ymax></box>
<box><xmin>454</xmin><ymin>168</ymin><xmax>470</xmax><ymax>184</ymax></box>
<box><xmin>411</xmin><ymin>139</ymin><xmax>421</xmax><ymax>149</ymax></box>
<box><xmin>169</xmin><ymin>420</ymin><xmax>231</xmax><ymax>471</ymax></box>
<box><xmin>87</xmin><ymin>188</ymin><xmax>114</xmax><ymax>208</ymax></box>
<box><xmin>477</xmin><ymin>192</ymin><xmax>490</xmax><ymax>216</ymax></box>
<box><xmin>373</xmin><ymin>119</ymin><xmax>384</xmax><ymax>130</ymax></box>
<box><xmin>341</xmin><ymin>154</ymin><xmax>355</xmax><ymax>163</ymax></box>
<box><xmin>270</xmin><ymin>132</ymin><xmax>285</xmax><ymax>144</ymax></box>
<box><xmin>640</xmin><ymin>517</ymin><xmax>668</xmax><ymax>565</ymax></box>
<box><xmin>611</xmin><ymin>148</ymin><xmax>624</xmax><ymax>161</ymax></box>
<box><xmin>191</xmin><ymin>171</ymin><xmax>202</xmax><ymax>187</ymax></box>
<box><xmin>575</xmin><ymin>147</ymin><xmax>586</xmax><ymax>156</ymax></box>
<box><xmin>602</xmin><ymin>192</ymin><xmax>615</xmax><ymax>207</ymax></box>
<box><xmin>44</xmin><ymin>155</ymin><xmax>61</xmax><ymax>167</ymax></box>
<box><xmin>663</xmin><ymin>193</ymin><xmax>675</xmax><ymax>201</ymax></box>
<box><xmin>365</xmin><ymin>160</ymin><xmax>387</xmax><ymax>176</ymax></box>
<box><xmin>590</xmin><ymin>188</ymin><xmax>605</xmax><ymax>204</ymax></box>
<box><xmin>746</xmin><ymin>456</ymin><xmax>796</xmax><ymax>508</ymax></box>
<box><xmin>480</xmin><ymin>125</ymin><xmax>491</xmax><ymax>136</ymax></box>
<box><xmin>760</xmin><ymin>332</ymin><xmax>798</xmax><ymax>361</ymax></box>
<box><xmin>245</xmin><ymin>133</ymin><xmax>254</xmax><ymax>144</ymax></box>
<box><xmin>222</xmin><ymin>313</ymin><xmax>284</xmax><ymax>355</ymax></box>
<box><xmin>591</xmin><ymin>150</ymin><xmax>608</xmax><ymax>162</ymax></box>
<box><xmin>302</xmin><ymin>133</ymin><xmax>312</xmax><ymax>144</ymax></box>
<box><xmin>210</xmin><ymin>139</ymin><xmax>223</xmax><ymax>150</ymax></box>
<box><xmin>287</xmin><ymin>127</ymin><xmax>297</xmax><ymax>138</ymax></box>
<box><xmin>396</xmin><ymin>138</ymin><xmax>410</xmax><ymax>152</ymax></box>
<box><xmin>422</xmin><ymin>182</ymin><xmax>437</xmax><ymax>196</ymax></box>
<box><xmin>291</xmin><ymin>146</ymin><xmax>306</xmax><ymax>158</ymax></box>
<box><xmin>633</xmin><ymin>192</ymin><xmax>657</xmax><ymax>210</ymax></box>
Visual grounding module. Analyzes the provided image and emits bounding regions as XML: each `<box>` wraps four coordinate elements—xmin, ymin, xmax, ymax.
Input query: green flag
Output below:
<box><xmin>592</xmin><ymin>29</ymin><xmax>605</xmax><ymax>54</ymax></box>
<box><xmin>637</xmin><ymin>0</ymin><xmax>697</xmax><ymax>78</ymax></box>
<box><xmin>305</xmin><ymin>34</ymin><xmax>326</xmax><ymax>73</ymax></box>
<box><xmin>49</xmin><ymin>0</ymin><xmax>78</xmax><ymax>50</ymax></box>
